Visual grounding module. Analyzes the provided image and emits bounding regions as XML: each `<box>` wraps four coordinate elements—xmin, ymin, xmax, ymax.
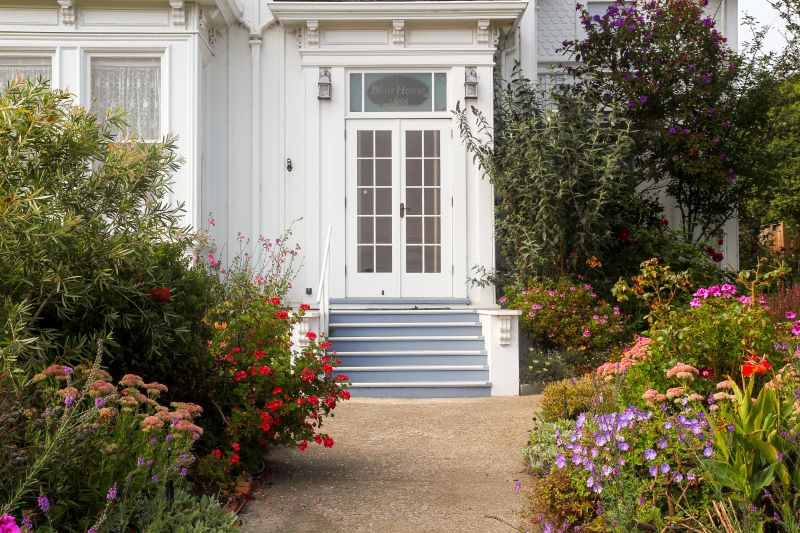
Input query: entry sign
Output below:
<box><xmin>352</xmin><ymin>73</ymin><xmax>447</xmax><ymax>113</ymax></box>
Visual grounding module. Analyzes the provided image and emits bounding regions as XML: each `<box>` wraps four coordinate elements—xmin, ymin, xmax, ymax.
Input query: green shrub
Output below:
<box><xmin>0</xmin><ymin>78</ymin><xmax>220</xmax><ymax>397</ymax></box>
<box><xmin>505</xmin><ymin>278</ymin><xmax>627</xmax><ymax>357</ymax></box>
<box><xmin>201</xmin><ymin>234</ymin><xmax>351</xmax><ymax>474</ymax></box>
<box><xmin>131</xmin><ymin>488</ymin><xmax>239</xmax><ymax>532</ymax></box>
<box><xmin>539</xmin><ymin>374</ymin><xmax>619</xmax><ymax>422</ymax></box>
<box><xmin>521</xmin><ymin>347</ymin><xmax>585</xmax><ymax>385</ymax></box>
<box><xmin>523</xmin><ymin>418</ymin><xmax>576</xmax><ymax>477</ymax></box>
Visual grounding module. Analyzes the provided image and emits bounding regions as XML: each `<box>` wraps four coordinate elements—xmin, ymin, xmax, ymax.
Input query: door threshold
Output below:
<box><xmin>330</xmin><ymin>298</ymin><xmax>469</xmax><ymax>306</ymax></box>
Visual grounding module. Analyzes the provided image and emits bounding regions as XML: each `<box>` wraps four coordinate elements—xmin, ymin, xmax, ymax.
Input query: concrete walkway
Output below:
<box><xmin>241</xmin><ymin>396</ymin><xmax>539</xmax><ymax>533</ymax></box>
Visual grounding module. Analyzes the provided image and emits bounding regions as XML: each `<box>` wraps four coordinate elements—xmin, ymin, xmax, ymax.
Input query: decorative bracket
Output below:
<box><xmin>392</xmin><ymin>19</ymin><xmax>405</xmax><ymax>45</ymax></box>
<box><xmin>477</xmin><ymin>19</ymin><xmax>491</xmax><ymax>45</ymax></box>
<box><xmin>169</xmin><ymin>0</ymin><xmax>185</xmax><ymax>27</ymax></box>
<box><xmin>57</xmin><ymin>0</ymin><xmax>75</xmax><ymax>27</ymax></box>
<box><xmin>306</xmin><ymin>19</ymin><xmax>320</xmax><ymax>48</ymax></box>
<box><xmin>498</xmin><ymin>316</ymin><xmax>512</xmax><ymax>346</ymax></box>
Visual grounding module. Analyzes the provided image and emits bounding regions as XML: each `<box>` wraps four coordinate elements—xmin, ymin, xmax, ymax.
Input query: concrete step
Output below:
<box><xmin>328</xmin><ymin>336</ymin><xmax>486</xmax><ymax>352</ymax></box>
<box><xmin>335</xmin><ymin>365</ymin><xmax>489</xmax><ymax>383</ymax></box>
<box><xmin>329</xmin><ymin>323</ymin><xmax>482</xmax><ymax>337</ymax></box>
<box><xmin>329</xmin><ymin>309</ymin><xmax>478</xmax><ymax>324</ymax></box>
<box><xmin>347</xmin><ymin>381</ymin><xmax>492</xmax><ymax>398</ymax></box>
<box><xmin>335</xmin><ymin>351</ymin><xmax>488</xmax><ymax>367</ymax></box>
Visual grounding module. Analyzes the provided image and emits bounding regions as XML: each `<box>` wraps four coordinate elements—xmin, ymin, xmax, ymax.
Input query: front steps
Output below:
<box><xmin>328</xmin><ymin>309</ymin><xmax>491</xmax><ymax>397</ymax></box>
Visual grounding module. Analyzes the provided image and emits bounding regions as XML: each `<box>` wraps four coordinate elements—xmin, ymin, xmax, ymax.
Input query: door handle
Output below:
<box><xmin>400</xmin><ymin>202</ymin><xmax>405</xmax><ymax>218</ymax></box>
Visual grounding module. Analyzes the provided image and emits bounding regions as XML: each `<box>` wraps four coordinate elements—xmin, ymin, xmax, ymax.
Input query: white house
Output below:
<box><xmin>0</xmin><ymin>0</ymin><xmax>739</xmax><ymax>397</ymax></box>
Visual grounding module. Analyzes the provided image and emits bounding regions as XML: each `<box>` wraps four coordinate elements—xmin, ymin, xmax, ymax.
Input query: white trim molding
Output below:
<box><xmin>268</xmin><ymin>1</ymin><xmax>528</xmax><ymax>23</ymax></box>
<box><xmin>477</xmin><ymin>309</ymin><xmax>522</xmax><ymax>396</ymax></box>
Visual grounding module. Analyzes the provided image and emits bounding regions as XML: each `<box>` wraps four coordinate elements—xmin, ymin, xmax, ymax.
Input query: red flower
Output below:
<box><xmin>323</xmin><ymin>436</ymin><xmax>334</xmax><ymax>448</ymax></box>
<box><xmin>148</xmin><ymin>287</ymin><xmax>172</xmax><ymax>303</ymax></box>
<box><xmin>301</xmin><ymin>368</ymin><xmax>316</xmax><ymax>382</ymax></box>
<box><xmin>212</xmin><ymin>449</ymin><xmax>222</xmax><ymax>459</ymax></box>
<box><xmin>267</xmin><ymin>399</ymin><xmax>284</xmax><ymax>411</ymax></box>
<box><xmin>659</xmin><ymin>218</ymin><xmax>669</xmax><ymax>228</ymax></box>
<box><xmin>323</xmin><ymin>364</ymin><xmax>333</xmax><ymax>374</ymax></box>
<box><xmin>322</xmin><ymin>356</ymin><xmax>330</xmax><ymax>363</ymax></box>
<box><xmin>230</xmin><ymin>453</ymin><xmax>240</xmax><ymax>464</ymax></box>
<box><xmin>271</xmin><ymin>387</ymin><xmax>283</xmax><ymax>395</ymax></box>
<box><xmin>269</xmin><ymin>297</ymin><xmax>281</xmax><ymax>305</ymax></box>
<box><xmin>324</xmin><ymin>396</ymin><xmax>336</xmax><ymax>409</ymax></box>
<box><xmin>234</xmin><ymin>371</ymin><xmax>247</xmax><ymax>382</ymax></box>
<box><xmin>234</xmin><ymin>347</ymin><xmax>241</xmax><ymax>353</ymax></box>
<box><xmin>306</xmin><ymin>332</ymin><xmax>317</xmax><ymax>340</ymax></box>
<box><xmin>314</xmin><ymin>435</ymin><xmax>323</xmax><ymax>444</ymax></box>
<box><xmin>337</xmin><ymin>374</ymin><xmax>349</xmax><ymax>381</ymax></box>
<box><xmin>276</xmin><ymin>310</ymin><xmax>289</xmax><ymax>320</ymax></box>
<box><xmin>340</xmin><ymin>390</ymin><xmax>351</xmax><ymax>400</ymax></box>
<box><xmin>308</xmin><ymin>395</ymin><xmax>319</xmax><ymax>406</ymax></box>
<box><xmin>320</xmin><ymin>341</ymin><xmax>333</xmax><ymax>350</ymax></box>
<box><xmin>299</xmin><ymin>304</ymin><xmax>311</xmax><ymax>311</ymax></box>
<box><xmin>259</xmin><ymin>365</ymin><xmax>271</xmax><ymax>375</ymax></box>
<box><xmin>298</xmin><ymin>441</ymin><xmax>309</xmax><ymax>451</ymax></box>
<box><xmin>232</xmin><ymin>442</ymin><xmax>240</xmax><ymax>451</ymax></box>
<box><xmin>253</xmin><ymin>350</ymin><xmax>265</xmax><ymax>359</ymax></box>
<box><xmin>742</xmin><ymin>354</ymin><xmax>772</xmax><ymax>377</ymax></box>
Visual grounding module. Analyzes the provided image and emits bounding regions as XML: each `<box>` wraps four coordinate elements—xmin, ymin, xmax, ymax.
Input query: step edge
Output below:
<box><xmin>336</xmin><ymin>365</ymin><xmax>489</xmax><ymax>371</ymax></box>
<box><xmin>328</xmin><ymin>336</ymin><xmax>486</xmax><ymax>341</ymax></box>
<box><xmin>334</xmin><ymin>351</ymin><xmax>487</xmax><ymax>356</ymax></box>
<box><xmin>330</xmin><ymin>322</ymin><xmax>481</xmax><ymax>328</ymax></box>
<box><xmin>348</xmin><ymin>381</ymin><xmax>492</xmax><ymax>388</ymax></box>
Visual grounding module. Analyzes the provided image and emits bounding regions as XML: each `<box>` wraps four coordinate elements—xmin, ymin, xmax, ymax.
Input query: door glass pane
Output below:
<box><xmin>406</xmin><ymin>246</ymin><xmax>423</xmax><ymax>274</ymax></box>
<box><xmin>356</xmin><ymin>130</ymin><xmax>392</xmax><ymax>273</ymax></box>
<box><xmin>375</xmin><ymin>246</ymin><xmax>392</xmax><ymax>273</ymax></box>
<box><xmin>434</xmin><ymin>73</ymin><xmax>447</xmax><ymax>112</ymax></box>
<box><xmin>407</xmin><ymin>217</ymin><xmax>422</xmax><ymax>244</ymax></box>
<box><xmin>405</xmin><ymin>130</ymin><xmax>442</xmax><ymax>274</ymax></box>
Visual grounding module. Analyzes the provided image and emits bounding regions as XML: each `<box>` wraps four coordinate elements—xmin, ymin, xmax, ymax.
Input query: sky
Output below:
<box><xmin>739</xmin><ymin>0</ymin><xmax>789</xmax><ymax>53</ymax></box>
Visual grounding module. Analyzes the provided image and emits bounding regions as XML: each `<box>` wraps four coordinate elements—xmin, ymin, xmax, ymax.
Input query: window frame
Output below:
<box><xmin>83</xmin><ymin>48</ymin><xmax>169</xmax><ymax>142</ymax></box>
<box><xmin>346</xmin><ymin>69</ymin><xmax>450</xmax><ymax>119</ymax></box>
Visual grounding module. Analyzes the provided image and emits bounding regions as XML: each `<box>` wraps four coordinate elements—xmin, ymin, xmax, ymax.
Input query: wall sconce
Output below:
<box><xmin>318</xmin><ymin>67</ymin><xmax>332</xmax><ymax>100</ymax></box>
<box><xmin>465</xmin><ymin>67</ymin><xmax>478</xmax><ymax>99</ymax></box>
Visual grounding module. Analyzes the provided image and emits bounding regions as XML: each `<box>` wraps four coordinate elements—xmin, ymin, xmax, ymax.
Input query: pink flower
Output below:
<box><xmin>582</xmin><ymin>330</ymin><xmax>591</xmax><ymax>338</ymax></box>
<box><xmin>690</xmin><ymin>298</ymin><xmax>702</xmax><ymax>309</ymax></box>
<box><xmin>792</xmin><ymin>323</ymin><xmax>800</xmax><ymax>337</ymax></box>
<box><xmin>498</xmin><ymin>296</ymin><xmax>507</xmax><ymax>304</ymax></box>
<box><xmin>787</xmin><ymin>312</ymin><xmax>796</xmax><ymax>320</ymax></box>
<box><xmin>207</xmin><ymin>252</ymin><xmax>218</xmax><ymax>268</ymax></box>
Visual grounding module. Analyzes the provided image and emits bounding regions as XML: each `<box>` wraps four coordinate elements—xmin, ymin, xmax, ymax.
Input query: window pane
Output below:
<box><xmin>407</xmin><ymin>217</ymin><xmax>422</xmax><ymax>244</ymax></box>
<box><xmin>375</xmin><ymin>188</ymin><xmax>392</xmax><ymax>215</ymax></box>
<box><xmin>424</xmin><ymin>131</ymin><xmax>440</xmax><ymax>157</ymax></box>
<box><xmin>407</xmin><ymin>188</ymin><xmax>422</xmax><ymax>215</ymax></box>
<box><xmin>406</xmin><ymin>159</ymin><xmax>422</xmax><ymax>187</ymax></box>
<box><xmin>364</xmin><ymin>73</ymin><xmax>433</xmax><ymax>112</ymax></box>
<box><xmin>91</xmin><ymin>57</ymin><xmax>161</xmax><ymax>140</ymax></box>
<box><xmin>433</xmin><ymin>72</ymin><xmax>447</xmax><ymax>111</ymax></box>
<box><xmin>424</xmin><ymin>159</ymin><xmax>440</xmax><ymax>186</ymax></box>
<box><xmin>357</xmin><ymin>130</ymin><xmax>373</xmax><ymax>158</ymax></box>
<box><xmin>406</xmin><ymin>131</ymin><xmax>422</xmax><ymax>158</ymax></box>
<box><xmin>375</xmin><ymin>159</ymin><xmax>391</xmax><ymax>187</ymax></box>
<box><xmin>375</xmin><ymin>246</ymin><xmax>392</xmax><ymax>273</ymax></box>
<box><xmin>358</xmin><ymin>188</ymin><xmax>374</xmax><ymax>215</ymax></box>
<box><xmin>349</xmin><ymin>73</ymin><xmax>363</xmax><ymax>112</ymax></box>
<box><xmin>375</xmin><ymin>131</ymin><xmax>391</xmax><ymax>157</ymax></box>
<box><xmin>358</xmin><ymin>246</ymin><xmax>374</xmax><ymax>273</ymax></box>
<box><xmin>358</xmin><ymin>159</ymin><xmax>374</xmax><ymax>186</ymax></box>
<box><xmin>424</xmin><ymin>245</ymin><xmax>441</xmax><ymax>273</ymax></box>
<box><xmin>424</xmin><ymin>189</ymin><xmax>440</xmax><ymax>215</ymax></box>
<box><xmin>406</xmin><ymin>245</ymin><xmax>423</xmax><ymax>273</ymax></box>
<box><xmin>358</xmin><ymin>218</ymin><xmax>374</xmax><ymax>244</ymax></box>
<box><xmin>424</xmin><ymin>217</ymin><xmax>440</xmax><ymax>244</ymax></box>
<box><xmin>0</xmin><ymin>56</ymin><xmax>51</xmax><ymax>88</ymax></box>
<box><xmin>375</xmin><ymin>217</ymin><xmax>392</xmax><ymax>244</ymax></box>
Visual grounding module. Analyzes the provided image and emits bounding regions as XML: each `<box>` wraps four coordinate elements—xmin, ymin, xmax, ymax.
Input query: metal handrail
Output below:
<box><xmin>316</xmin><ymin>226</ymin><xmax>333</xmax><ymax>338</ymax></box>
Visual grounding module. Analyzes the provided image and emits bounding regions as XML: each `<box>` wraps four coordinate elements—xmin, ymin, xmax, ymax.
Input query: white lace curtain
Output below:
<box><xmin>91</xmin><ymin>57</ymin><xmax>161</xmax><ymax>141</ymax></box>
<box><xmin>0</xmin><ymin>57</ymin><xmax>51</xmax><ymax>88</ymax></box>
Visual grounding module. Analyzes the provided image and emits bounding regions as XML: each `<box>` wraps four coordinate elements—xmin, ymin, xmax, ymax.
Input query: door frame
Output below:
<box><xmin>344</xmin><ymin>117</ymin><xmax>454</xmax><ymax>299</ymax></box>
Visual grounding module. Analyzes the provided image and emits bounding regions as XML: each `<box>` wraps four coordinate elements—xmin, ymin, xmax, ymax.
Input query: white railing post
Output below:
<box><xmin>477</xmin><ymin>309</ymin><xmax>522</xmax><ymax>396</ymax></box>
<box><xmin>317</xmin><ymin>226</ymin><xmax>333</xmax><ymax>337</ymax></box>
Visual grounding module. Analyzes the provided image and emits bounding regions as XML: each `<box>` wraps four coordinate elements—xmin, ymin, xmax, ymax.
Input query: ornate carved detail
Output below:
<box><xmin>498</xmin><ymin>316</ymin><xmax>512</xmax><ymax>346</ymax></box>
<box><xmin>57</xmin><ymin>0</ymin><xmax>75</xmax><ymax>27</ymax></box>
<box><xmin>477</xmin><ymin>19</ymin><xmax>491</xmax><ymax>45</ymax></box>
<box><xmin>306</xmin><ymin>19</ymin><xmax>319</xmax><ymax>48</ymax></box>
<box><xmin>295</xmin><ymin>28</ymin><xmax>303</xmax><ymax>49</ymax></box>
<box><xmin>169</xmin><ymin>0</ymin><xmax>185</xmax><ymax>27</ymax></box>
<box><xmin>297</xmin><ymin>318</ymin><xmax>311</xmax><ymax>349</ymax></box>
<box><xmin>392</xmin><ymin>19</ymin><xmax>405</xmax><ymax>45</ymax></box>
<box><xmin>198</xmin><ymin>9</ymin><xmax>218</xmax><ymax>49</ymax></box>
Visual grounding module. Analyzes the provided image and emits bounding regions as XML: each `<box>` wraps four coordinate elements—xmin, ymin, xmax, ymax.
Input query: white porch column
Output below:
<box><xmin>478</xmin><ymin>309</ymin><xmax>522</xmax><ymax>396</ymax></box>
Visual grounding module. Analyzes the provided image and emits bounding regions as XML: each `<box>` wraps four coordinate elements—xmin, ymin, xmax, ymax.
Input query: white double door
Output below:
<box><xmin>345</xmin><ymin>119</ymin><xmax>452</xmax><ymax>298</ymax></box>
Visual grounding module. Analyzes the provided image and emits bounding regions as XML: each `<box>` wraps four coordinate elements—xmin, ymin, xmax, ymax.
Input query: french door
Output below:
<box><xmin>345</xmin><ymin>119</ymin><xmax>452</xmax><ymax>298</ymax></box>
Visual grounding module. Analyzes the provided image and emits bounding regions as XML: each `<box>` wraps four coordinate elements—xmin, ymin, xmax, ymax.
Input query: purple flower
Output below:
<box><xmin>514</xmin><ymin>481</ymin><xmax>522</xmax><ymax>492</ymax></box>
<box><xmin>660</xmin><ymin>463</ymin><xmax>671</xmax><ymax>474</ymax></box>
<box><xmin>37</xmin><ymin>494</ymin><xmax>50</xmax><ymax>513</ymax></box>
<box><xmin>64</xmin><ymin>366</ymin><xmax>73</xmax><ymax>375</ymax></box>
<box><xmin>165</xmin><ymin>434</ymin><xmax>174</xmax><ymax>442</ymax></box>
<box><xmin>94</xmin><ymin>397</ymin><xmax>104</xmax><ymax>407</ymax></box>
<box><xmin>657</xmin><ymin>439</ymin><xmax>667</xmax><ymax>449</ymax></box>
<box><xmin>137</xmin><ymin>456</ymin><xmax>145</xmax><ymax>467</ymax></box>
<box><xmin>618</xmin><ymin>442</ymin><xmax>629</xmax><ymax>452</ymax></box>
<box><xmin>180</xmin><ymin>467</ymin><xmax>188</xmax><ymax>477</ymax></box>
<box><xmin>555</xmin><ymin>454</ymin><xmax>567</xmax><ymax>469</ymax></box>
<box><xmin>150</xmin><ymin>437</ymin><xmax>158</xmax><ymax>446</ymax></box>
<box><xmin>106</xmin><ymin>484</ymin><xmax>117</xmax><ymax>501</ymax></box>
<box><xmin>64</xmin><ymin>395</ymin><xmax>74</xmax><ymax>406</ymax></box>
<box><xmin>601</xmin><ymin>465</ymin><xmax>613</xmax><ymax>477</ymax></box>
<box><xmin>648</xmin><ymin>465</ymin><xmax>658</xmax><ymax>477</ymax></box>
<box><xmin>88</xmin><ymin>529</ymin><xmax>98</xmax><ymax>533</ymax></box>
<box><xmin>151</xmin><ymin>474</ymin><xmax>159</xmax><ymax>483</ymax></box>
<box><xmin>644</xmin><ymin>448</ymin><xmax>657</xmax><ymax>461</ymax></box>
<box><xmin>22</xmin><ymin>517</ymin><xmax>32</xmax><ymax>530</ymax></box>
<box><xmin>639</xmin><ymin>95</ymin><xmax>648</xmax><ymax>105</ymax></box>
<box><xmin>703</xmin><ymin>447</ymin><xmax>713</xmax><ymax>458</ymax></box>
